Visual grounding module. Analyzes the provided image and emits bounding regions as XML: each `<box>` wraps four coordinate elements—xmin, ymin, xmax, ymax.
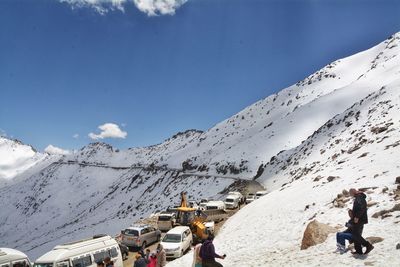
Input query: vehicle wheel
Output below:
<box><xmin>142</xmin><ymin>241</ymin><xmax>147</xmax><ymax>249</ymax></box>
<box><xmin>157</xmin><ymin>235</ymin><xmax>161</xmax><ymax>242</ymax></box>
<box><xmin>180</xmin><ymin>250</ymin><xmax>184</xmax><ymax>257</ymax></box>
<box><xmin>123</xmin><ymin>252</ymin><xmax>128</xmax><ymax>260</ymax></box>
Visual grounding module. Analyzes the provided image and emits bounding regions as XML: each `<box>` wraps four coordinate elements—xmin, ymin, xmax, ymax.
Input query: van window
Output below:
<box><xmin>158</xmin><ymin>215</ymin><xmax>172</xmax><ymax>221</ymax></box>
<box><xmin>108</xmin><ymin>248</ymin><xmax>118</xmax><ymax>258</ymax></box>
<box><xmin>225</xmin><ymin>199</ymin><xmax>234</xmax><ymax>203</ymax></box>
<box><xmin>123</xmin><ymin>229</ymin><xmax>139</xmax><ymax>236</ymax></box>
<box><xmin>12</xmin><ymin>261</ymin><xmax>29</xmax><ymax>267</ymax></box>
<box><xmin>56</xmin><ymin>261</ymin><xmax>69</xmax><ymax>267</ymax></box>
<box><xmin>33</xmin><ymin>263</ymin><xmax>53</xmax><ymax>267</ymax></box>
<box><xmin>93</xmin><ymin>251</ymin><xmax>108</xmax><ymax>263</ymax></box>
<box><xmin>72</xmin><ymin>256</ymin><xmax>91</xmax><ymax>267</ymax></box>
<box><xmin>206</xmin><ymin>206</ymin><xmax>217</xmax><ymax>210</ymax></box>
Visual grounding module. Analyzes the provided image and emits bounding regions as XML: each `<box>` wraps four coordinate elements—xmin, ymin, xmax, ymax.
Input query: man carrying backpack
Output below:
<box><xmin>200</xmin><ymin>234</ymin><xmax>226</xmax><ymax>267</ymax></box>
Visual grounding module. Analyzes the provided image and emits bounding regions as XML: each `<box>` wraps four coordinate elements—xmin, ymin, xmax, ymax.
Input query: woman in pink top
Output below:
<box><xmin>147</xmin><ymin>253</ymin><xmax>157</xmax><ymax>267</ymax></box>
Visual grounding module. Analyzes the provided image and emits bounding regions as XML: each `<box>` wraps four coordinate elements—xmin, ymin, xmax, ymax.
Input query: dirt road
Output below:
<box><xmin>122</xmin><ymin>204</ymin><xmax>249</xmax><ymax>267</ymax></box>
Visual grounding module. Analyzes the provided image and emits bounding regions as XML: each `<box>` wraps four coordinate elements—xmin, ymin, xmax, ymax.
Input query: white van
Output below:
<box><xmin>34</xmin><ymin>235</ymin><xmax>123</xmax><ymax>267</ymax></box>
<box><xmin>224</xmin><ymin>195</ymin><xmax>240</xmax><ymax>209</ymax></box>
<box><xmin>157</xmin><ymin>212</ymin><xmax>176</xmax><ymax>231</ymax></box>
<box><xmin>228</xmin><ymin>191</ymin><xmax>243</xmax><ymax>202</ymax></box>
<box><xmin>0</xmin><ymin>248</ymin><xmax>32</xmax><ymax>267</ymax></box>
<box><xmin>255</xmin><ymin>190</ymin><xmax>268</xmax><ymax>199</ymax></box>
<box><xmin>160</xmin><ymin>226</ymin><xmax>193</xmax><ymax>259</ymax></box>
<box><xmin>205</xmin><ymin>201</ymin><xmax>225</xmax><ymax>211</ymax></box>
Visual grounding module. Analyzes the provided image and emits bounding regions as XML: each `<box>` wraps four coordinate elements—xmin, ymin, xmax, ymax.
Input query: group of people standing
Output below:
<box><xmin>336</xmin><ymin>188</ymin><xmax>374</xmax><ymax>255</ymax></box>
<box><xmin>133</xmin><ymin>244</ymin><xmax>166</xmax><ymax>267</ymax></box>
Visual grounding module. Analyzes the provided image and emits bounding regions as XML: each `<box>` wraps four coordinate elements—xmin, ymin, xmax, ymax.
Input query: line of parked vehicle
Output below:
<box><xmin>1</xmin><ymin>190</ymin><xmax>268</xmax><ymax>267</ymax></box>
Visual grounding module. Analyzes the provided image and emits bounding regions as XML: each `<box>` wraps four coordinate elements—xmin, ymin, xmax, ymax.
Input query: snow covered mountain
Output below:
<box><xmin>1</xmin><ymin>32</ymin><xmax>400</xmax><ymax>264</ymax></box>
<box><xmin>169</xmin><ymin>33</ymin><xmax>400</xmax><ymax>266</ymax></box>
<box><xmin>0</xmin><ymin>137</ymin><xmax>49</xmax><ymax>181</ymax></box>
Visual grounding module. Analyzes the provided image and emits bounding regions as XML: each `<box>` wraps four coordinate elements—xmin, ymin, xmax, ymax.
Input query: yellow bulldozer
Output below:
<box><xmin>175</xmin><ymin>192</ymin><xmax>212</xmax><ymax>241</ymax></box>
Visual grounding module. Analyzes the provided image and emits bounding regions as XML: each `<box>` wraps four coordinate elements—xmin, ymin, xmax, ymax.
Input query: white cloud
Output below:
<box><xmin>133</xmin><ymin>0</ymin><xmax>188</xmax><ymax>16</ymax></box>
<box><xmin>73</xmin><ymin>134</ymin><xmax>79</xmax><ymax>139</ymax></box>
<box><xmin>60</xmin><ymin>0</ymin><xmax>126</xmax><ymax>14</ymax></box>
<box><xmin>88</xmin><ymin>123</ymin><xmax>127</xmax><ymax>140</ymax></box>
<box><xmin>45</xmin><ymin>145</ymin><xmax>71</xmax><ymax>155</ymax></box>
<box><xmin>59</xmin><ymin>0</ymin><xmax>188</xmax><ymax>16</ymax></box>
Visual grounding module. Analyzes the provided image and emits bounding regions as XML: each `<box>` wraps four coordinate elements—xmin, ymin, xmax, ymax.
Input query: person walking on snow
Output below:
<box><xmin>349</xmin><ymin>188</ymin><xmax>374</xmax><ymax>255</ymax></box>
<box><xmin>200</xmin><ymin>234</ymin><xmax>225</xmax><ymax>267</ymax></box>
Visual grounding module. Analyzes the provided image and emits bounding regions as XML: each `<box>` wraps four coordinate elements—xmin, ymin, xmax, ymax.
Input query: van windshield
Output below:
<box><xmin>162</xmin><ymin>234</ymin><xmax>182</xmax><ymax>243</ymax></box>
<box><xmin>206</xmin><ymin>206</ymin><xmax>217</xmax><ymax>210</ymax></box>
<box><xmin>225</xmin><ymin>199</ymin><xmax>234</xmax><ymax>203</ymax></box>
<box><xmin>34</xmin><ymin>263</ymin><xmax>53</xmax><ymax>267</ymax></box>
<box><xmin>158</xmin><ymin>215</ymin><xmax>172</xmax><ymax>221</ymax></box>
<box><xmin>123</xmin><ymin>229</ymin><xmax>139</xmax><ymax>236</ymax></box>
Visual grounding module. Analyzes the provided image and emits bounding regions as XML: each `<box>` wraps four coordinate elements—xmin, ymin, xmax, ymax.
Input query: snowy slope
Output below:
<box><xmin>86</xmin><ymin>32</ymin><xmax>399</xmax><ymax>178</ymax></box>
<box><xmin>168</xmin><ymin>65</ymin><xmax>400</xmax><ymax>267</ymax></box>
<box><xmin>1</xmin><ymin>32</ymin><xmax>400</xmax><ymax>263</ymax></box>
<box><xmin>0</xmin><ymin>137</ymin><xmax>49</xmax><ymax>181</ymax></box>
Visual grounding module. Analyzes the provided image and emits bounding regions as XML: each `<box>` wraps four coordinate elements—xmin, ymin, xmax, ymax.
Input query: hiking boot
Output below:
<box><xmin>336</xmin><ymin>243</ymin><xmax>346</xmax><ymax>254</ymax></box>
<box><xmin>364</xmin><ymin>244</ymin><xmax>374</xmax><ymax>254</ymax></box>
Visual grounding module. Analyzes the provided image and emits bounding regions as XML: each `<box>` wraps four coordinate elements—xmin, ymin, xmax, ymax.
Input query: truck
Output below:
<box><xmin>227</xmin><ymin>191</ymin><xmax>244</xmax><ymax>203</ymax></box>
<box><xmin>205</xmin><ymin>201</ymin><xmax>225</xmax><ymax>211</ymax></box>
<box><xmin>174</xmin><ymin>192</ymin><xmax>215</xmax><ymax>242</ymax></box>
<box><xmin>224</xmin><ymin>195</ymin><xmax>240</xmax><ymax>209</ymax></box>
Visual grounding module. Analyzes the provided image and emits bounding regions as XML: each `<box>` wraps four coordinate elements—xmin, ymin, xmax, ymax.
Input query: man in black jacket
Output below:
<box><xmin>349</xmin><ymin>188</ymin><xmax>374</xmax><ymax>255</ymax></box>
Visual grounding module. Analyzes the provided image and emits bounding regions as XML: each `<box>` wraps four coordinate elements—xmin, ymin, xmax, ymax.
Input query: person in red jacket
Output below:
<box><xmin>199</xmin><ymin>234</ymin><xmax>225</xmax><ymax>267</ymax></box>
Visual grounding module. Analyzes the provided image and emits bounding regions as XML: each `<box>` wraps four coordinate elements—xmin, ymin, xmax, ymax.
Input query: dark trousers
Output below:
<box><xmin>352</xmin><ymin>224</ymin><xmax>370</xmax><ymax>253</ymax></box>
<box><xmin>202</xmin><ymin>259</ymin><xmax>223</xmax><ymax>267</ymax></box>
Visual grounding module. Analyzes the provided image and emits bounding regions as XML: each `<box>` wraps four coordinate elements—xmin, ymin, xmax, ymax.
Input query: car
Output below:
<box><xmin>160</xmin><ymin>226</ymin><xmax>193</xmax><ymax>259</ymax></box>
<box><xmin>157</xmin><ymin>212</ymin><xmax>176</xmax><ymax>232</ymax></box>
<box><xmin>117</xmin><ymin>243</ymin><xmax>129</xmax><ymax>260</ymax></box>
<box><xmin>246</xmin><ymin>193</ymin><xmax>255</xmax><ymax>204</ymax></box>
<box><xmin>255</xmin><ymin>190</ymin><xmax>268</xmax><ymax>199</ymax></box>
<box><xmin>120</xmin><ymin>225</ymin><xmax>161</xmax><ymax>249</ymax></box>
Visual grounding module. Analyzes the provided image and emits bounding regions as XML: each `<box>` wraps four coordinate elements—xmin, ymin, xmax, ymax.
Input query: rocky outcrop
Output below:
<box><xmin>301</xmin><ymin>220</ymin><xmax>337</xmax><ymax>250</ymax></box>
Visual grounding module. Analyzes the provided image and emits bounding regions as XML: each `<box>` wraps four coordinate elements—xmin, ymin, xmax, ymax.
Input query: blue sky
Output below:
<box><xmin>1</xmin><ymin>0</ymin><xmax>400</xmax><ymax>152</ymax></box>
